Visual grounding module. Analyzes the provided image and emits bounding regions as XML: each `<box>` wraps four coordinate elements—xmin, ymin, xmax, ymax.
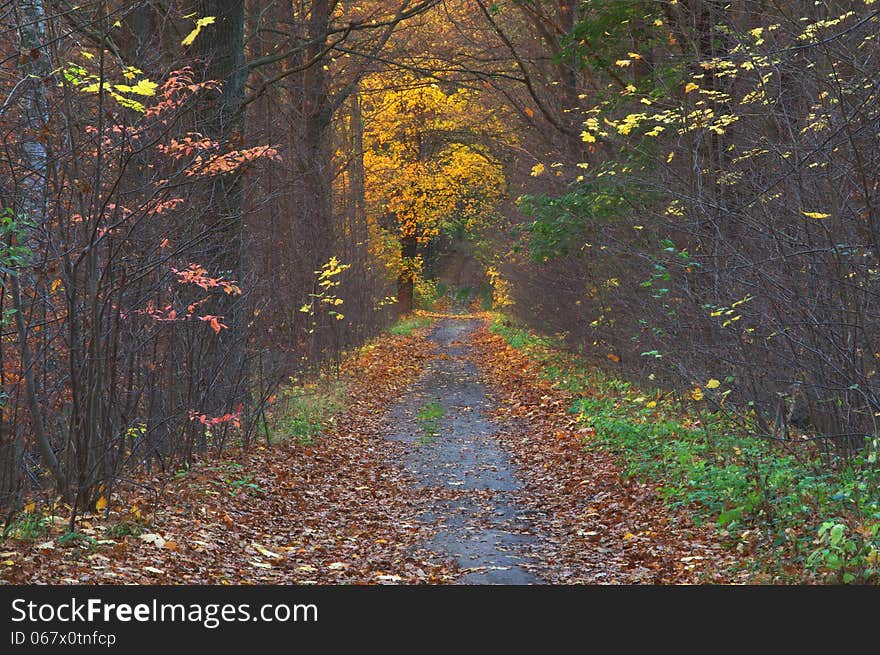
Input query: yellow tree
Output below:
<box><xmin>362</xmin><ymin>73</ymin><xmax>505</xmax><ymax>313</ymax></box>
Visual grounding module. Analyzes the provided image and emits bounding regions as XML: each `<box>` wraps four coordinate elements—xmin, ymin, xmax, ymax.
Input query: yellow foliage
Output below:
<box><xmin>362</xmin><ymin>72</ymin><xmax>505</xmax><ymax>281</ymax></box>
<box><xmin>181</xmin><ymin>16</ymin><xmax>215</xmax><ymax>47</ymax></box>
<box><xmin>486</xmin><ymin>266</ymin><xmax>514</xmax><ymax>308</ymax></box>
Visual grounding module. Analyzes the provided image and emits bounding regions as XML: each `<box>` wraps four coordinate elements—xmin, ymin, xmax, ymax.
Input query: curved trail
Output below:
<box><xmin>385</xmin><ymin>319</ymin><xmax>542</xmax><ymax>584</ymax></box>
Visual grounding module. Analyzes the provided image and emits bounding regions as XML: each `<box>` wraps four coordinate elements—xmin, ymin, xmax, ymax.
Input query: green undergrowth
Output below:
<box><xmin>490</xmin><ymin>315</ymin><xmax>880</xmax><ymax>584</ymax></box>
<box><xmin>415</xmin><ymin>400</ymin><xmax>445</xmax><ymax>446</ymax></box>
<box><xmin>271</xmin><ymin>374</ymin><xmax>347</xmax><ymax>446</ymax></box>
<box><xmin>2</xmin><ymin>512</ymin><xmax>51</xmax><ymax>541</ymax></box>
<box><xmin>388</xmin><ymin>314</ymin><xmax>434</xmax><ymax>335</ymax></box>
<box><xmin>270</xmin><ymin>314</ymin><xmax>437</xmax><ymax>443</ymax></box>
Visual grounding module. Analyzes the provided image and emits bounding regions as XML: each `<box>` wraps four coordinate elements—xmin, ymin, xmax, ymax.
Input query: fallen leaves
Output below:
<box><xmin>2</xmin><ymin>329</ymin><xmax>452</xmax><ymax>585</ymax></box>
<box><xmin>3</xmin><ymin>314</ymin><xmax>741</xmax><ymax>586</ymax></box>
<box><xmin>251</xmin><ymin>542</ymin><xmax>283</xmax><ymax>559</ymax></box>
<box><xmin>468</xmin><ymin>320</ymin><xmax>740</xmax><ymax>584</ymax></box>
<box><xmin>138</xmin><ymin>533</ymin><xmax>165</xmax><ymax>549</ymax></box>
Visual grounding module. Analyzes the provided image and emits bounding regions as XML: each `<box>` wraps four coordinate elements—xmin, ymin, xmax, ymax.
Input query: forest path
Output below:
<box><xmin>384</xmin><ymin>319</ymin><xmax>542</xmax><ymax>584</ymax></box>
<box><xmin>3</xmin><ymin>314</ymin><xmax>737</xmax><ymax>585</ymax></box>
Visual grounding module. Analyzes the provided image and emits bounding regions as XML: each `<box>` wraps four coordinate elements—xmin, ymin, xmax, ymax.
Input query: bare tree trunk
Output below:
<box><xmin>193</xmin><ymin>0</ymin><xmax>249</xmax><ymax>419</ymax></box>
<box><xmin>11</xmin><ymin>0</ymin><xmax>68</xmax><ymax>495</ymax></box>
<box><xmin>289</xmin><ymin>0</ymin><xmax>334</xmax><ymax>274</ymax></box>
<box><xmin>397</xmin><ymin>234</ymin><xmax>417</xmax><ymax>314</ymax></box>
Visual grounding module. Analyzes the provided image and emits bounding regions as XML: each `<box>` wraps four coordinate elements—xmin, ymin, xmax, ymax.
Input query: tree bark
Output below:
<box><xmin>397</xmin><ymin>234</ymin><xmax>417</xmax><ymax>314</ymax></box>
<box><xmin>12</xmin><ymin>0</ymin><xmax>69</xmax><ymax>495</ymax></box>
<box><xmin>192</xmin><ymin>0</ymin><xmax>248</xmax><ymax>415</ymax></box>
<box><xmin>290</xmin><ymin>0</ymin><xmax>335</xmax><ymax>268</ymax></box>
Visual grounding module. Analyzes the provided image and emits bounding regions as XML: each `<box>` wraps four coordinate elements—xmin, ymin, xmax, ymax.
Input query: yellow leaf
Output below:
<box><xmin>252</xmin><ymin>542</ymin><xmax>283</xmax><ymax>559</ymax></box>
<box><xmin>706</xmin><ymin>379</ymin><xmax>721</xmax><ymax>389</ymax></box>
<box><xmin>623</xmin><ymin>532</ymin><xmax>636</xmax><ymax>540</ymax></box>
<box><xmin>801</xmin><ymin>211</ymin><xmax>831</xmax><ymax>219</ymax></box>
<box><xmin>24</xmin><ymin>501</ymin><xmax>35</xmax><ymax>513</ymax></box>
<box><xmin>95</xmin><ymin>496</ymin><xmax>107</xmax><ymax>511</ymax></box>
<box><xmin>580</xmin><ymin>131</ymin><xmax>596</xmax><ymax>143</ymax></box>
<box><xmin>530</xmin><ymin>163</ymin><xmax>545</xmax><ymax>177</ymax></box>
<box><xmin>691</xmin><ymin>387</ymin><xmax>704</xmax><ymax>401</ymax></box>
<box><xmin>646</xmin><ymin>401</ymin><xmax>657</xmax><ymax>408</ymax></box>
<box><xmin>615</xmin><ymin>59</ymin><xmax>632</xmax><ymax>67</ymax></box>
<box><xmin>129</xmin><ymin>79</ymin><xmax>158</xmax><ymax>97</ymax></box>
<box><xmin>684</xmin><ymin>82</ymin><xmax>699</xmax><ymax>94</ymax></box>
<box><xmin>181</xmin><ymin>16</ymin><xmax>215</xmax><ymax>46</ymax></box>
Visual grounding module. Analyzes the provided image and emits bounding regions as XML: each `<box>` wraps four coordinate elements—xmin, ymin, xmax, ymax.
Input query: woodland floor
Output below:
<box><xmin>1</xmin><ymin>314</ymin><xmax>740</xmax><ymax>585</ymax></box>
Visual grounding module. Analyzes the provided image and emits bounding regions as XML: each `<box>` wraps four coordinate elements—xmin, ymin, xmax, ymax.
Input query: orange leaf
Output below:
<box><xmin>607</xmin><ymin>353</ymin><xmax>620</xmax><ymax>363</ymax></box>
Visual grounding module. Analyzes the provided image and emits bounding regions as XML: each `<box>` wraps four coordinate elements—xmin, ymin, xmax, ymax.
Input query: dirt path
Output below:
<box><xmin>3</xmin><ymin>314</ymin><xmax>737</xmax><ymax>585</ymax></box>
<box><xmin>384</xmin><ymin>319</ymin><xmax>543</xmax><ymax>584</ymax></box>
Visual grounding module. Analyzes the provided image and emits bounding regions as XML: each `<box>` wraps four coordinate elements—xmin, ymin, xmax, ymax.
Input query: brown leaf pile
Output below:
<box><xmin>467</xmin><ymin>321</ymin><xmax>743</xmax><ymax>584</ymax></box>
<box><xmin>2</xmin><ymin>331</ymin><xmax>454</xmax><ymax>585</ymax></box>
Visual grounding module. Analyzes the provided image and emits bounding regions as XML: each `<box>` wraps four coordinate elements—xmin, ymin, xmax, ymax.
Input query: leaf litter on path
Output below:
<box><xmin>3</xmin><ymin>315</ymin><xmax>742</xmax><ymax>585</ymax></box>
<box><xmin>466</xmin><ymin>319</ymin><xmax>742</xmax><ymax>584</ymax></box>
<box><xmin>2</xmin><ymin>329</ymin><xmax>454</xmax><ymax>585</ymax></box>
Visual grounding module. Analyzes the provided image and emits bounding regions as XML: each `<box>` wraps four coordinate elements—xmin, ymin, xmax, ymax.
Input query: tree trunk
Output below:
<box><xmin>193</xmin><ymin>0</ymin><xmax>248</xmax><ymax>417</ymax></box>
<box><xmin>12</xmin><ymin>0</ymin><xmax>69</xmax><ymax>496</ymax></box>
<box><xmin>397</xmin><ymin>234</ymin><xmax>417</xmax><ymax>315</ymax></box>
<box><xmin>289</xmin><ymin>0</ymin><xmax>334</xmax><ymax>276</ymax></box>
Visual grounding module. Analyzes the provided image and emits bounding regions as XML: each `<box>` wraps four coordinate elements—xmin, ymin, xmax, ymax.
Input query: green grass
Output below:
<box><xmin>106</xmin><ymin>520</ymin><xmax>145</xmax><ymax>538</ymax></box>
<box><xmin>490</xmin><ymin>315</ymin><xmax>880</xmax><ymax>584</ymax></box>
<box><xmin>2</xmin><ymin>512</ymin><xmax>50</xmax><ymax>541</ymax></box>
<box><xmin>269</xmin><ymin>312</ymin><xmax>434</xmax><ymax>447</ymax></box>
<box><xmin>477</xmin><ymin>283</ymin><xmax>494</xmax><ymax>310</ymax></box>
<box><xmin>274</xmin><ymin>378</ymin><xmax>346</xmax><ymax>445</ymax></box>
<box><xmin>228</xmin><ymin>474</ymin><xmax>267</xmax><ymax>496</ymax></box>
<box><xmin>415</xmin><ymin>400</ymin><xmax>445</xmax><ymax>446</ymax></box>
<box><xmin>389</xmin><ymin>315</ymin><xmax>433</xmax><ymax>336</ymax></box>
<box><xmin>453</xmin><ymin>286</ymin><xmax>473</xmax><ymax>304</ymax></box>
<box><xmin>57</xmin><ymin>530</ymin><xmax>97</xmax><ymax>549</ymax></box>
